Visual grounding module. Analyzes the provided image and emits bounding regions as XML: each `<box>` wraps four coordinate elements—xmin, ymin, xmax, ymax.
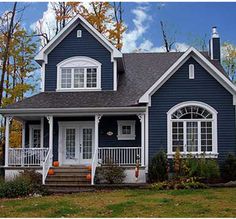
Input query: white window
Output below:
<box><xmin>189</xmin><ymin>64</ymin><xmax>195</xmax><ymax>79</ymax></box>
<box><xmin>167</xmin><ymin>101</ymin><xmax>218</xmax><ymax>158</ymax></box>
<box><xmin>57</xmin><ymin>57</ymin><xmax>101</xmax><ymax>91</ymax></box>
<box><xmin>117</xmin><ymin>120</ymin><xmax>136</xmax><ymax>140</ymax></box>
<box><xmin>29</xmin><ymin>125</ymin><xmax>41</xmax><ymax>148</ymax></box>
<box><xmin>77</xmin><ymin>30</ymin><xmax>82</xmax><ymax>38</ymax></box>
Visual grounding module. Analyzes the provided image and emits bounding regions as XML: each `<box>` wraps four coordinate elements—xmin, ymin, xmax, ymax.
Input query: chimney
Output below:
<box><xmin>209</xmin><ymin>26</ymin><xmax>221</xmax><ymax>61</ymax></box>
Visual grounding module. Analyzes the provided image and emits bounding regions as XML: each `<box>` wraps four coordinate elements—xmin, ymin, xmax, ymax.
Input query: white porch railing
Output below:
<box><xmin>8</xmin><ymin>148</ymin><xmax>49</xmax><ymax>166</ymax></box>
<box><xmin>98</xmin><ymin>147</ymin><xmax>142</xmax><ymax>166</ymax></box>
<box><xmin>42</xmin><ymin>147</ymin><xmax>53</xmax><ymax>184</ymax></box>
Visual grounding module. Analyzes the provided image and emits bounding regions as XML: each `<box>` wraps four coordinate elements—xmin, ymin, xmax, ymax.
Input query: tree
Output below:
<box><xmin>108</xmin><ymin>2</ymin><xmax>126</xmax><ymax>50</ymax></box>
<box><xmin>0</xmin><ymin>4</ymin><xmax>39</xmax><ymax>163</ymax></box>
<box><xmin>0</xmin><ymin>2</ymin><xmax>18</xmax><ymax>106</ymax></box>
<box><xmin>222</xmin><ymin>42</ymin><xmax>236</xmax><ymax>82</ymax></box>
<box><xmin>160</xmin><ymin>21</ymin><xmax>176</xmax><ymax>52</ymax></box>
<box><xmin>35</xmin><ymin>2</ymin><xmax>126</xmax><ymax>50</ymax></box>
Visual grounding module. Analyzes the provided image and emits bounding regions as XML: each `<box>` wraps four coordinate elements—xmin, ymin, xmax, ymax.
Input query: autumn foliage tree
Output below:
<box><xmin>35</xmin><ymin>2</ymin><xmax>126</xmax><ymax>50</ymax></box>
<box><xmin>0</xmin><ymin>3</ymin><xmax>39</xmax><ymax>163</ymax></box>
<box><xmin>222</xmin><ymin>42</ymin><xmax>236</xmax><ymax>82</ymax></box>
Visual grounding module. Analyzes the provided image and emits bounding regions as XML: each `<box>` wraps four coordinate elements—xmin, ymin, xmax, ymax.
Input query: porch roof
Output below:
<box><xmin>1</xmin><ymin>52</ymin><xmax>226</xmax><ymax>112</ymax></box>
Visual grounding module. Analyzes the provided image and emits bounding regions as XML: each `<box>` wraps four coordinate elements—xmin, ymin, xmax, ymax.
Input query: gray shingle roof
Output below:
<box><xmin>4</xmin><ymin>52</ymin><xmax>228</xmax><ymax>109</ymax></box>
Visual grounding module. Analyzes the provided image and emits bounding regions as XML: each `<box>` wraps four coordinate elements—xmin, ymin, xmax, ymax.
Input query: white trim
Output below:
<box><xmin>1</xmin><ymin>107</ymin><xmax>146</xmax><ymax>115</ymax></box>
<box><xmin>145</xmin><ymin>106</ymin><xmax>149</xmax><ymax>173</ymax></box>
<box><xmin>113</xmin><ymin>59</ymin><xmax>117</xmax><ymax>91</ymax></box>
<box><xmin>40</xmin><ymin>118</ymin><xmax>44</xmax><ymax>148</ymax></box>
<box><xmin>56</xmin><ymin>56</ymin><xmax>101</xmax><ymax>91</ymax></box>
<box><xmin>167</xmin><ymin>101</ymin><xmax>218</xmax><ymax>157</ymax></box>
<box><xmin>117</xmin><ymin>120</ymin><xmax>136</xmax><ymax>140</ymax></box>
<box><xmin>29</xmin><ymin>124</ymin><xmax>41</xmax><ymax>148</ymax></box>
<box><xmin>58</xmin><ymin>121</ymin><xmax>95</xmax><ymax>165</ymax></box>
<box><xmin>47</xmin><ymin>116</ymin><xmax>53</xmax><ymax>152</ymax></box>
<box><xmin>138</xmin><ymin>114</ymin><xmax>145</xmax><ymax>166</ymax></box>
<box><xmin>35</xmin><ymin>13</ymin><xmax>122</xmax><ymax>63</ymax></box>
<box><xmin>189</xmin><ymin>64</ymin><xmax>195</xmax><ymax>79</ymax></box>
<box><xmin>22</xmin><ymin>121</ymin><xmax>25</xmax><ymax>148</ymax></box>
<box><xmin>41</xmin><ymin>62</ymin><xmax>45</xmax><ymax>92</ymax></box>
<box><xmin>5</xmin><ymin>116</ymin><xmax>10</xmax><ymax>167</ymax></box>
<box><xmin>139</xmin><ymin>47</ymin><xmax>236</xmax><ymax>104</ymax></box>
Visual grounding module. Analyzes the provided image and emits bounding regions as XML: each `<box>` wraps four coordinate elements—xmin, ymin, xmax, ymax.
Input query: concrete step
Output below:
<box><xmin>46</xmin><ymin>177</ymin><xmax>90</xmax><ymax>183</ymax></box>
<box><xmin>47</xmin><ymin>174</ymin><xmax>88</xmax><ymax>178</ymax></box>
<box><xmin>52</xmin><ymin>168</ymin><xmax>90</xmax><ymax>173</ymax></box>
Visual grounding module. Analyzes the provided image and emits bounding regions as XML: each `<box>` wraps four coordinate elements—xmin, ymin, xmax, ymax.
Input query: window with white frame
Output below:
<box><xmin>57</xmin><ymin>57</ymin><xmax>101</xmax><ymax>91</ymax></box>
<box><xmin>189</xmin><ymin>64</ymin><xmax>195</xmax><ymax>79</ymax></box>
<box><xmin>167</xmin><ymin>102</ymin><xmax>218</xmax><ymax>157</ymax></box>
<box><xmin>29</xmin><ymin>125</ymin><xmax>41</xmax><ymax>148</ymax></box>
<box><xmin>117</xmin><ymin>120</ymin><xmax>136</xmax><ymax>140</ymax></box>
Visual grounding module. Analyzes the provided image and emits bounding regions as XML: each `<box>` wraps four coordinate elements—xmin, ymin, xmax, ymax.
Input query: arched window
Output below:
<box><xmin>167</xmin><ymin>101</ymin><xmax>218</xmax><ymax>158</ymax></box>
<box><xmin>57</xmin><ymin>56</ymin><xmax>101</xmax><ymax>91</ymax></box>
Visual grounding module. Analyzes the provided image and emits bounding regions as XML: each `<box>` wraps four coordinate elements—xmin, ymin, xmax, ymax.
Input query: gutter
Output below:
<box><xmin>0</xmin><ymin>106</ymin><xmax>146</xmax><ymax>116</ymax></box>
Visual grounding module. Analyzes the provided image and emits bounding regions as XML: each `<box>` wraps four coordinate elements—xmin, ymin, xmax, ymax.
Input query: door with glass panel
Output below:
<box><xmin>61</xmin><ymin>122</ymin><xmax>94</xmax><ymax>165</ymax></box>
<box><xmin>79</xmin><ymin>125</ymin><xmax>94</xmax><ymax>164</ymax></box>
<box><xmin>63</xmin><ymin>127</ymin><xmax>79</xmax><ymax>165</ymax></box>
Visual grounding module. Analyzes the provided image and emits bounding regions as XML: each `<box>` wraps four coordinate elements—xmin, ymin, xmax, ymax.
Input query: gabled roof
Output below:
<box><xmin>35</xmin><ymin>13</ymin><xmax>122</xmax><ymax>63</ymax></box>
<box><xmin>139</xmin><ymin>47</ymin><xmax>236</xmax><ymax>103</ymax></box>
<box><xmin>1</xmin><ymin>49</ymin><xmax>234</xmax><ymax>113</ymax></box>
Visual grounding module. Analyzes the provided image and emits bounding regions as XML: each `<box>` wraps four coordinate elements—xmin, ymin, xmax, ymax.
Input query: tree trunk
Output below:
<box><xmin>0</xmin><ymin>2</ymin><xmax>17</xmax><ymax>106</ymax></box>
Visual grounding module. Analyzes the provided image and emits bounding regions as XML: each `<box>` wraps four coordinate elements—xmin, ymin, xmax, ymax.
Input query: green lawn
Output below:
<box><xmin>0</xmin><ymin>188</ymin><xmax>236</xmax><ymax>217</ymax></box>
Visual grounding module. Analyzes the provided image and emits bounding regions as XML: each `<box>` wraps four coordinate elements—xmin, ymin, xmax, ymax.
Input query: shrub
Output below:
<box><xmin>185</xmin><ymin>157</ymin><xmax>220</xmax><ymax>182</ymax></box>
<box><xmin>151</xmin><ymin>178</ymin><xmax>208</xmax><ymax>190</ymax></box>
<box><xmin>148</xmin><ymin>150</ymin><xmax>168</xmax><ymax>182</ymax></box>
<box><xmin>222</xmin><ymin>154</ymin><xmax>236</xmax><ymax>181</ymax></box>
<box><xmin>18</xmin><ymin>169</ymin><xmax>48</xmax><ymax>195</ymax></box>
<box><xmin>0</xmin><ymin>177</ymin><xmax>31</xmax><ymax>198</ymax></box>
<box><xmin>95</xmin><ymin>160</ymin><xmax>126</xmax><ymax>184</ymax></box>
<box><xmin>0</xmin><ymin>170</ymin><xmax>49</xmax><ymax>198</ymax></box>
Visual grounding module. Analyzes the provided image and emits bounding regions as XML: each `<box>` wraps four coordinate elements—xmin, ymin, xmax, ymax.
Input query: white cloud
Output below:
<box><xmin>30</xmin><ymin>3</ymin><xmax>57</xmax><ymax>46</ymax></box>
<box><xmin>122</xmin><ymin>5</ymin><xmax>151</xmax><ymax>53</ymax></box>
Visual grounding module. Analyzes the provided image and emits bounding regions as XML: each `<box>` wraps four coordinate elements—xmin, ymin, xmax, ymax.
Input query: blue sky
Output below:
<box><xmin>1</xmin><ymin>2</ymin><xmax>236</xmax><ymax>52</ymax></box>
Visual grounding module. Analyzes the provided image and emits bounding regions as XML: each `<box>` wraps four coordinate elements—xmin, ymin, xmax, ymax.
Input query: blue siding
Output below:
<box><xmin>149</xmin><ymin>57</ymin><xmax>236</xmax><ymax>163</ymax></box>
<box><xmin>25</xmin><ymin>116</ymin><xmax>140</xmax><ymax>161</ymax></box>
<box><xmin>99</xmin><ymin>116</ymin><xmax>141</xmax><ymax>147</ymax></box>
<box><xmin>45</xmin><ymin>23</ymin><xmax>114</xmax><ymax>91</ymax></box>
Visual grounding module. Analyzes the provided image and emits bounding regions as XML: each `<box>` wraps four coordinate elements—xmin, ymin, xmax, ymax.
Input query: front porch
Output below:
<box><xmin>4</xmin><ymin>111</ymin><xmax>147</xmax><ymax>184</ymax></box>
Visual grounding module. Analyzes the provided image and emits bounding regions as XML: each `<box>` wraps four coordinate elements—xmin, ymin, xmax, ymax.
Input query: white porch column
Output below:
<box><xmin>21</xmin><ymin>121</ymin><xmax>25</xmax><ymax>148</ymax></box>
<box><xmin>138</xmin><ymin>114</ymin><xmax>145</xmax><ymax>166</ymax></box>
<box><xmin>47</xmin><ymin>116</ymin><xmax>53</xmax><ymax>151</ymax></box>
<box><xmin>94</xmin><ymin>114</ymin><xmax>102</xmax><ymax>154</ymax></box>
<box><xmin>40</xmin><ymin>117</ymin><xmax>44</xmax><ymax>148</ymax></box>
<box><xmin>5</xmin><ymin>116</ymin><xmax>12</xmax><ymax>167</ymax></box>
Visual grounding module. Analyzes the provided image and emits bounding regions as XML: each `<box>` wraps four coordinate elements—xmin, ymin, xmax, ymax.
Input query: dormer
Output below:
<box><xmin>35</xmin><ymin>13</ymin><xmax>123</xmax><ymax>92</ymax></box>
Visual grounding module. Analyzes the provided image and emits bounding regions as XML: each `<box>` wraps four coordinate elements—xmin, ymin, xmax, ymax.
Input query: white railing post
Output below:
<box><xmin>5</xmin><ymin>116</ymin><xmax>12</xmax><ymax>167</ymax></box>
<box><xmin>138</xmin><ymin>114</ymin><xmax>145</xmax><ymax>166</ymax></box>
<box><xmin>91</xmin><ymin>114</ymin><xmax>102</xmax><ymax>185</ymax></box>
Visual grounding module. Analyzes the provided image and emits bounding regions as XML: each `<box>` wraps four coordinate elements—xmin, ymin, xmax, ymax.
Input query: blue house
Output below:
<box><xmin>1</xmin><ymin>14</ymin><xmax>236</xmax><ymax>189</ymax></box>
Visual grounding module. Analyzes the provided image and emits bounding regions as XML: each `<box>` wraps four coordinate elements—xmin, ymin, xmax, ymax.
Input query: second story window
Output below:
<box><xmin>57</xmin><ymin>57</ymin><xmax>101</xmax><ymax>91</ymax></box>
<box><xmin>61</xmin><ymin>67</ymin><xmax>97</xmax><ymax>89</ymax></box>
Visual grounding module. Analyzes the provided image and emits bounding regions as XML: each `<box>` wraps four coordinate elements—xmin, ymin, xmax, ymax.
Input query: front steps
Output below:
<box><xmin>44</xmin><ymin>166</ymin><xmax>94</xmax><ymax>193</ymax></box>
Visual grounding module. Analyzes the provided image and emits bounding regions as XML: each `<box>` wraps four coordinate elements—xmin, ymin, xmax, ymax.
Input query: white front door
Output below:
<box><xmin>59</xmin><ymin>122</ymin><xmax>94</xmax><ymax>165</ymax></box>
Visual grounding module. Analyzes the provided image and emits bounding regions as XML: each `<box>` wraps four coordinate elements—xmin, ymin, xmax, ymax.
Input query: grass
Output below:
<box><xmin>0</xmin><ymin>188</ymin><xmax>236</xmax><ymax>217</ymax></box>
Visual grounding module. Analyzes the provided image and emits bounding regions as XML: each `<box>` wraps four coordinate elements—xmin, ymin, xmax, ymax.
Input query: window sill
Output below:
<box><xmin>56</xmin><ymin>88</ymin><xmax>101</xmax><ymax>92</ymax></box>
<box><xmin>167</xmin><ymin>152</ymin><xmax>219</xmax><ymax>159</ymax></box>
<box><xmin>117</xmin><ymin>135</ymin><xmax>136</xmax><ymax>140</ymax></box>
